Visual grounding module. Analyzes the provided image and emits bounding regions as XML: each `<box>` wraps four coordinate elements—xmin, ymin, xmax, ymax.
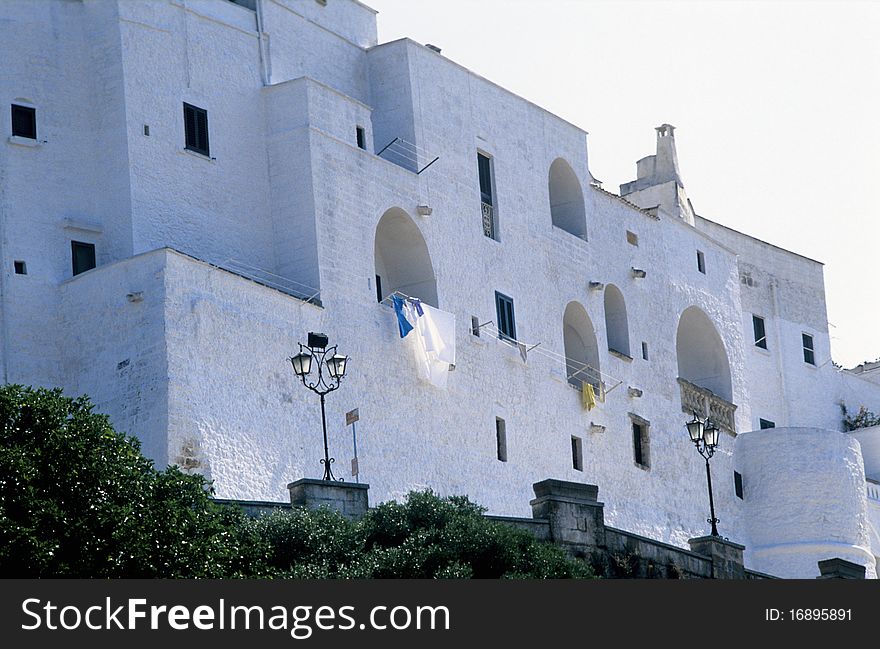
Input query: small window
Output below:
<box><xmin>759</xmin><ymin>418</ymin><xmax>775</xmax><ymax>430</ymax></box>
<box><xmin>183</xmin><ymin>102</ymin><xmax>209</xmax><ymax>156</ymax></box>
<box><xmin>571</xmin><ymin>436</ymin><xmax>583</xmax><ymax>471</ymax></box>
<box><xmin>495</xmin><ymin>417</ymin><xmax>507</xmax><ymax>462</ymax></box>
<box><xmin>71</xmin><ymin>241</ymin><xmax>96</xmax><ymax>276</ymax></box>
<box><xmin>356</xmin><ymin>125</ymin><xmax>366</xmax><ymax>150</ymax></box>
<box><xmin>375</xmin><ymin>274</ymin><xmax>383</xmax><ymax>303</ymax></box>
<box><xmin>641</xmin><ymin>341</ymin><xmax>649</xmax><ymax>361</ymax></box>
<box><xmin>734</xmin><ymin>471</ymin><xmax>744</xmax><ymax>499</ymax></box>
<box><xmin>696</xmin><ymin>250</ymin><xmax>706</xmax><ymax>274</ymax></box>
<box><xmin>752</xmin><ymin>315</ymin><xmax>767</xmax><ymax>349</ymax></box>
<box><xmin>471</xmin><ymin>315</ymin><xmax>481</xmax><ymax>337</ymax></box>
<box><xmin>477</xmin><ymin>152</ymin><xmax>497</xmax><ymax>239</ymax></box>
<box><xmin>494</xmin><ymin>291</ymin><xmax>516</xmax><ymax>342</ymax></box>
<box><xmin>626</xmin><ymin>230</ymin><xmax>639</xmax><ymax>246</ymax></box>
<box><xmin>11</xmin><ymin>104</ymin><xmax>36</xmax><ymax>139</ymax></box>
<box><xmin>143</xmin><ymin>124</ymin><xmax>150</xmax><ymax>136</ymax></box>
<box><xmin>802</xmin><ymin>333</ymin><xmax>815</xmax><ymax>365</ymax></box>
<box><xmin>13</xmin><ymin>260</ymin><xmax>27</xmax><ymax>275</ymax></box>
<box><xmin>631</xmin><ymin>416</ymin><xmax>650</xmax><ymax>469</ymax></box>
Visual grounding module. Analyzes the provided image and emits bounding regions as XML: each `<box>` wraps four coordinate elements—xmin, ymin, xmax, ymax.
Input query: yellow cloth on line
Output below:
<box><xmin>582</xmin><ymin>382</ymin><xmax>596</xmax><ymax>411</ymax></box>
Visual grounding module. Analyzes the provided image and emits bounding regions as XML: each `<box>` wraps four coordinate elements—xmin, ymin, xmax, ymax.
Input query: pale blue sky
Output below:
<box><xmin>367</xmin><ymin>0</ymin><xmax>879</xmax><ymax>368</ymax></box>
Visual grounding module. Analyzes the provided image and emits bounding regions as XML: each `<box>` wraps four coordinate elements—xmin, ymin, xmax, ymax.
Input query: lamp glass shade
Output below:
<box><xmin>704</xmin><ymin>422</ymin><xmax>720</xmax><ymax>448</ymax></box>
<box><xmin>290</xmin><ymin>352</ymin><xmax>312</xmax><ymax>376</ymax></box>
<box><xmin>686</xmin><ymin>415</ymin><xmax>704</xmax><ymax>443</ymax></box>
<box><xmin>326</xmin><ymin>354</ymin><xmax>348</xmax><ymax>379</ymax></box>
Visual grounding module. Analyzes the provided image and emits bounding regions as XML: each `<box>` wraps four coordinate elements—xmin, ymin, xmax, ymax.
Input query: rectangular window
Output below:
<box><xmin>471</xmin><ymin>315</ymin><xmax>481</xmax><ymax>337</ymax></box>
<box><xmin>495</xmin><ymin>417</ymin><xmax>507</xmax><ymax>462</ymax></box>
<box><xmin>494</xmin><ymin>291</ymin><xmax>516</xmax><ymax>342</ymax></box>
<box><xmin>374</xmin><ymin>274</ymin><xmax>383</xmax><ymax>303</ymax></box>
<box><xmin>356</xmin><ymin>125</ymin><xmax>366</xmax><ymax>150</ymax></box>
<box><xmin>734</xmin><ymin>471</ymin><xmax>744</xmax><ymax>499</ymax></box>
<box><xmin>641</xmin><ymin>341</ymin><xmax>649</xmax><ymax>361</ymax></box>
<box><xmin>71</xmin><ymin>241</ymin><xmax>96</xmax><ymax>276</ymax></box>
<box><xmin>802</xmin><ymin>333</ymin><xmax>815</xmax><ymax>365</ymax></box>
<box><xmin>696</xmin><ymin>250</ymin><xmax>706</xmax><ymax>274</ymax></box>
<box><xmin>752</xmin><ymin>315</ymin><xmax>767</xmax><ymax>349</ymax></box>
<box><xmin>631</xmin><ymin>417</ymin><xmax>650</xmax><ymax>469</ymax></box>
<box><xmin>183</xmin><ymin>102</ymin><xmax>209</xmax><ymax>156</ymax></box>
<box><xmin>11</xmin><ymin>104</ymin><xmax>36</xmax><ymax>139</ymax></box>
<box><xmin>477</xmin><ymin>152</ymin><xmax>497</xmax><ymax>239</ymax></box>
<box><xmin>626</xmin><ymin>230</ymin><xmax>639</xmax><ymax>246</ymax></box>
<box><xmin>571</xmin><ymin>436</ymin><xmax>583</xmax><ymax>471</ymax></box>
<box><xmin>13</xmin><ymin>260</ymin><xmax>27</xmax><ymax>275</ymax></box>
<box><xmin>759</xmin><ymin>418</ymin><xmax>775</xmax><ymax>429</ymax></box>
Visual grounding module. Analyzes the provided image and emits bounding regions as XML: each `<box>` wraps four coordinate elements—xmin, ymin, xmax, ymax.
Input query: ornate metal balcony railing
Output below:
<box><xmin>677</xmin><ymin>377</ymin><xmax>737</xmax><ymax>434</ymax></box>
<box><xmin>481</xmin><ymin>201</ymin><xmax>496</xmax><ymax>239</ymax></box>
<box><xmin>867</xmin><ymin>479</ymin><xmax>880</xmax><ymax>503</ymax></box>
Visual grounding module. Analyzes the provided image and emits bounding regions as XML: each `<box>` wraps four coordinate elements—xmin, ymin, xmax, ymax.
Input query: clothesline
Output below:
<box><xmin>478</xmin><ymin>323</ymin><xmax>625</xmax><ymax>394</ymax></box>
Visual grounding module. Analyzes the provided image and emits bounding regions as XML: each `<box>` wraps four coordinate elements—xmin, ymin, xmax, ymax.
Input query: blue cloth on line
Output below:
<box><xmin>409</xmin><ymin>297</ymin><xmax>424</xmax><ymax>317</ymax></box>
<box><xmin>392</xmin><ymin>294</ymin><xmax>413</xmax><ymax>338</ymax></box>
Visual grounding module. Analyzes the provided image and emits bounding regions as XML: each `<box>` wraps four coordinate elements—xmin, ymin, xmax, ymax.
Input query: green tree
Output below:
<box><xmin>0</xmin><ymin>385</ymin><xmax>257</xmax><ymax>577</ymax></box>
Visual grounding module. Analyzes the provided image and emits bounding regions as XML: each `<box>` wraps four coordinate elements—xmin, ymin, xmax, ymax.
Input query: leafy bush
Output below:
<box><xmin>0</xmin><ymin>385</ymin><xmax>592</xmax><ymax>579</ymax></box>
<box><xmin>841</xmin><ymin>404</ymin><xmax>880</xmax><ymax>431</ymax></box>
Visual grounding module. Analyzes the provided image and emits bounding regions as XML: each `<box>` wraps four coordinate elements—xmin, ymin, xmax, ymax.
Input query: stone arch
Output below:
<box><xmin>675</xmin><ymin>306</ymin><xmax>732</xmax><ymax>401</ymax></box>
<box><xmin>548</xmin><ymin>158</ymin><xmax>587</xmax><ymax>239</ymax></box>
<box><xmin>563</xmin><ymin>301</ymin><xmax>601</xmax><ymax>388</ymax></box>
<box><xmin>373</xmin><ymin>207</ymin><xmax>438</xmax><ymax>307</ymax></box>
<box><xmin>604</xmin><ymin>284</ymin><xmax>630</xmax><ymax>357</ymax></box>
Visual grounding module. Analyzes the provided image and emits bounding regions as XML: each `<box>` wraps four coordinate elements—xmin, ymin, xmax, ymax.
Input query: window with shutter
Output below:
<box><xmin>183</xmin><ymin>102</ymin><xmax>209</xmax><ymax>156</ymax></box>
<box><xmin>494</xmin><ymin>291</ymin><xmax>516</xmax><ymax>342</ymax></box>
<box><xmin>752</xmin><ymin>315</ymin><xmax>767</xmax><ymax>349</ymax></box>
<box><xmin>802</xmin><ymin>333</ymin><xmax>815</xmax><ymax>365</ymax></box>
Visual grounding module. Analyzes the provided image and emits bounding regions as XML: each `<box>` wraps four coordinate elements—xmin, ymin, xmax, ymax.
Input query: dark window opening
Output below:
<box><xmin>571</xmin><ymin>436</ymin><xmax>583</xmax><ymax>471</ymax></box>
<box><xmin>753</xmin><ymin>315</ymin><xmax>767</xmax><ymax>349</ymax></box>
<box><xmin>802</xmin><ymin>333</ymin><xmax>815</xmax><ymax>365</ymax></box>
<box><xmin>183</xmin><ymin>102</ymin><xmax>209</xmax><ymax>156</ymax></box>
<box><xmin>143</xmin><ymin>124</ymin><xmax>150</xmax><ymax>136</ymax></box>
<box><xmin>696</xmin><ymin>250</ymin><xmax>706</xmax><ymax>274</ymax></box>
<box><xmin>632</xmin><ymin>421</ymin><xmax>649</xmax><ymax>468</ymax></box>
<box><xmin>759</xmin><ymin>418</ymin><xmax>775</xmax><ymax>430</ymax></box>
<box><xmin>375</xmin><ymin>274</ymin><xmax>383</xmax><ymax>303</ymax></box>
<box><xmin>71</xmin><ymin>241</ymin><xmax>96</xmax><ymax>276</ymax></box>
<box><xmin>495</xmin><ymin>292</ymin><xmax>516</xmax><ymax>342</ymax></box>
<box><xmin>13</xmin><ymin>260</ymin><xmax>27</xmax><ymax>275</ymax></box>
<box><xmin>495</xmin><ymin>417</ymin><xmax>507</xmax><ymax>462</ymax></box>
<box><xmin>478</xmin><ymin>152</ymin><xmax>496</xmax><ymax>239</ymax></box>
<box><xmin>356</xmin><ymin>125</ymin><xmax>366</xmax><ymax>150</ymax></box>
<box><xmin>734</xmin><ymin>471</ymin><xmax>744</xmax><ymax>499</ymax></box>
<box><xmin>11</xmin><ymin>104</ymin><xmax>36</xmax><ymax>139</ymax></box>
<box><xmin>641</xmin><ymin>341</ymin><xmax>649</xmax><ymax>361</ymax></box>
<box><xmin>471</xmin><ymin>315</ymin><xmax>480</xmax><ymax>337</ymax></box>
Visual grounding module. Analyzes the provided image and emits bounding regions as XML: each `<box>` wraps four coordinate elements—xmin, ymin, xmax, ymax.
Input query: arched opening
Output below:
<box><xmin>604</xmin><ymin>284</ymin><xmax>630</xmax><ymax>357</ymax></box>
<box><xmin>563</xmin><ymin>301</ymin><xmax>601</xmax><ymax>389</ymax></box>
<box><xmin>675</xmin><ymin>306</ymin><xmax>732</xmax><ymax>402</ymax></box>
<box><xmin>374</xmin><ymin>207</ymin><xmax>438</xmax><ymax>307</ymax></box>
<box><xmin>548</xmin><ymin>158</ymin><xmax>587</xmax><ymax>239</ymax></box>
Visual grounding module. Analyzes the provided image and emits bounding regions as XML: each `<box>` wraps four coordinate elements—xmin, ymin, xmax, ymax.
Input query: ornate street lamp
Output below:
<box><xmin>686</xmin><ymin>411</ymin><xmax>721</xmax><ymax>537</ymax></box>
<box><xmin>290</xmin><ymin>332</ymin><xmax>349</xmax><ymax>481</ymax></box>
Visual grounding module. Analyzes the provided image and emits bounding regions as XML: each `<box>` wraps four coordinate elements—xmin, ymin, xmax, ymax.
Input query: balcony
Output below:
<box><xmin>868</xmin><ymin>479</ymin><xmax>880</xmax><ymax>503</ymax></box>
<box><xmin>677</xmin><ymin>377</ymin><xmax>737</xmax><ymax>434</ymax></box>
<box><xmin>481</xmin><ymin>201</ymin><xmax>496</xmax><ymax>239</ymax></box>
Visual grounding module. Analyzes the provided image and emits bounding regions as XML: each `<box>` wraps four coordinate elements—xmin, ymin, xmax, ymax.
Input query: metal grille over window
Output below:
<box><xmin>478</xmin><ymin>153</ymin><xmax>496</xmax><ymax>239</ymax></box>
<box><xmin>183</xmin><ymin>102</ymin><xmax>209</xmax><ymax>156</ymax></box>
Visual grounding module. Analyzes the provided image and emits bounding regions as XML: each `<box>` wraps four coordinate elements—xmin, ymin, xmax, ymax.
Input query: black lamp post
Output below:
<box><xmin>290</xmin><ymin>332</ymin><xmax>349</xmax><ymax>481</ymax></box>
<box><xmin>686</xmin><ymin>411</ymin><xmax>721</xmax><ymax>537</ymax></box>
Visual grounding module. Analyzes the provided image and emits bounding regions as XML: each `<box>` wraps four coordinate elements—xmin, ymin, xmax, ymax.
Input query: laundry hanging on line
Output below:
<box><xmin>389</xmin><ymin>294</ymin><xmax>456</xmax><ymax>389</ymax></box>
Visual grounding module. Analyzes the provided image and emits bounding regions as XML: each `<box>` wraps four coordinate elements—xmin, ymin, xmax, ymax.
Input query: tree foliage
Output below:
<box><xmin>841</xmin><ymin>404</ymin><xmax>880</xmax><ymax>431</ymax></box>
<box><xmin>0</xmin><ymin>385</ymin><xmax>591</xmax><ymax>579</ymax></box>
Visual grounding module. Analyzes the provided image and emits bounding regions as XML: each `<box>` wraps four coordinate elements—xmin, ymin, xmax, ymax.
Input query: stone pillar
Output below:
<box><xmin>688</xmin><ymin>536</ymin><xmax>746</xmax><ymax>579</ymax></box>
<box><xmin>287</xmin><ymin>478</ymin><xmax>369</xmax><ymax>520</ymax></box>
<box><xmin>816</xmin><ymin>558</ymin><xmax>866</xmax><ymax>579</ymax></box>
<box><xmin>530</xmin><ymin>479</ymin><xmax>605</xmax><ymax>552</ymax></box>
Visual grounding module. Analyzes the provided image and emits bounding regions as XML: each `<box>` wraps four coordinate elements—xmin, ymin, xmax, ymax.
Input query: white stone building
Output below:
<box><xmin>1</xmin><ymin>0</ymin><xmax>878</xmax><ymax>578</ymax></box>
